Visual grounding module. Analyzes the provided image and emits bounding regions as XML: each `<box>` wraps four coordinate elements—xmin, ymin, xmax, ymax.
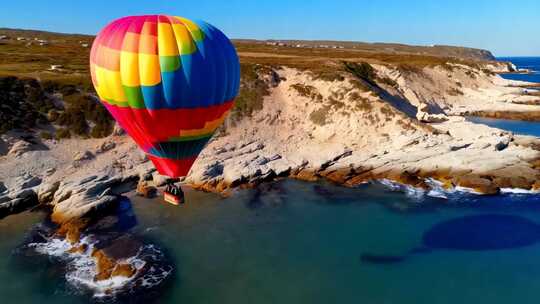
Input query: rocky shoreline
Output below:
<box><xmin>2</xmin><ymin>61</ymin><xmax>540</xmax><ymax>216</ymax></box>
<box><xmin>2</xmin><ymin>57</ymin><xmax>540</xmax><ymax>297</ymax></box>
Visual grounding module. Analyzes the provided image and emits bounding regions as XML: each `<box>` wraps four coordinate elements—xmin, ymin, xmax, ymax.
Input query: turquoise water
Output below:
<box><xmin>5</xmin><ymin>180</ymin><xmax>540</xmax><ymax>303</ymax></box>
<box><xmin>498</xmin><ymin>57</ymin><xmax>540</xmax><ymax>83</ymax></box>
<box><xmin>468</xmin><ymin>116</ymin><xmax>540</xmax><ymax>137</ymax></box>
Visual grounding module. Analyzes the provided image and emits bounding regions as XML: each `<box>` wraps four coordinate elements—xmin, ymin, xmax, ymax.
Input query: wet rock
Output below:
<box><xmin>67</xmin><ymin>243</ymin><xmax>88</xmax><ymax>254</ymax></box>
<box><xmin>454</xmin><ymin>175</ymin><xmax>499</xmax><ymax>194</ymax></box>
<box><xmin>111</xmin><ymin>263</ymin><xmax>136</xmax><ymax>278</ymax></box>
<box><xmin>56</xmin><ymin>219</ymin><xmax>89</xmax><ymax>244</ymax></box>
<box><xmin>92</xmin><ymin>249</ymin><xmax>116</xmax><ymax>281</ymax></box>
<box><xmin>136</xmin><ymin>181</ymin><xmax>157</xmax><ymax>198</ymax></box>
<box><xmin>101</xmin><ymin>235</ymin><xmax>143</xmax><ymax>260</ymax></box>
<box><xmin>291</xmin><ymin>168</ymin><xmax>319</xmax><ymax>182</ymax></box>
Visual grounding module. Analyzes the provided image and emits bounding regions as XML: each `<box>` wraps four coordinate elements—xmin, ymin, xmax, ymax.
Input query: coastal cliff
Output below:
<box><xmin>1</xmin><ymin>55</ymin><xmax>539</xmax><ymax>217</ymax></box>
<box><xmin>2</xmin><ymin>29</ymin><xmax>540</xmax><ymax>230</ymax></box>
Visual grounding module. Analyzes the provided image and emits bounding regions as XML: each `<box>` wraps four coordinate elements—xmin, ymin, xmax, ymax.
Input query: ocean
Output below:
<box><xmin>498</xmin><ymin>57</ymin><xmax>540</xmax><ymax>83</ymax></box>
<box><xmin>3</xmin><ymin>179</ymin><xmax>540</xmax><ymax>304</ymax></box>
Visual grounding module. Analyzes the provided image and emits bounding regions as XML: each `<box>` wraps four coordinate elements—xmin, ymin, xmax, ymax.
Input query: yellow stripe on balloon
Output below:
<box><xmin>179</xmin><ymin>110</ymin><xmax>230</xmax><ymax>137</ymax></box>
<box><xmin>138</xmin><ymin>53</ymin><xmax>161</xmax><ymax>86</ymax></box>
<box><xmin>94</xmin><ymin>65</ymin><xmax>127</xmax><ymax>102</ymax></box>
<box><xmin>171</xmin><ymin>23</ymin><xmax>196</xmax><ymax>55</ymax></box>
<box><xmin>120</xmin><ymin>51</ymin><xmax>140</xmax><ymax>87</ymax></box>
<box><xmin>157</xmin><ymin>21</ymin><xmax>179</xmax><ymax>56</ymax></box>
<box><xmin>175</xmin><ymin>17</ymin><xmax>204</xmax><ymax>41</ymax></box>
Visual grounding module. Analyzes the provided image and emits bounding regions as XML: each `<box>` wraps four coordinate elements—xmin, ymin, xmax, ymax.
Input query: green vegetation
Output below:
<box><xmin>349</xmin><ymin>92</ymin><xmax>373</xmax><ymax>111</ymax></box>
<box><xmin>344</xmin><ymin>61</ymin><xmax>376</xmax><ymax>85</ymax></box>
<box><xmin>378</xmin><ymin>76</ymin><xmax>398</xmax><ymax>88</ymax></box>
<box><xmin>39</xmin><ymin>131</ymin><xmax>53</xmax><ymax>140</ymax></box>
<box><xmin>465</xmin><ymin>70</ymin><xmax>477</xmax><ymax>79</ymax></box>
<box><xmin>291</xmin><ymin>83</ymin><xmax>323</xmax><ymax>101</ymax></box>
<box><xmin>56</xmin><ymin>93</ymin><xmax>113</xmax><ymax>138</ymax></box>
<box><xmin>0</xmin><ymin>75</ymin><xmax>112</xmax><ymax>138</ymax></box>
<box><xmin>309</xmin><ymin>105</ymin><xmax>332</xmax><ymax>126</ymax></box>
<box><xmin>447</xmin><ymin>88</ymin><xmax>464</xmax><ymax>96</ymax></box>
<box><xmin>231</xmin><ymin>63</ymin><xmax>273</xmax><ymax>120</ymax></box>
<box><xmin>55</xmin><ymin>128</ymin><xmax>71</xmax><ymax>139</ymax></box>
<box><xmin>0</xmin><ymin>76</ymin><xmax>56</xmax><ymax>133</ymax></box>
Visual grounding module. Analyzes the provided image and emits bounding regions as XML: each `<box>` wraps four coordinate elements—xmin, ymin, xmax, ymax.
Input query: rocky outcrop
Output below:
<box><xmin>8</xmin><ymin>140</ymin><xmax>33</xmax><ymax>157</ymax></box>
<box><xmin>183</xmin><ymin>66</ymin><xmax>540</xmax><ymax>196</ymax></box>
<box><xmin>73</xmin><ymin>150</ymin><xmax>94</xmax><ymax>161</ymax></box>
<box><xmin>95</xmin><ymin>141</ymin><xmax>115</xmax><ymax>154</ymax></box>
<box><xmin>50</xmin><ymin>173</ymin><xmax>138</xmax><ymax>223</ymax></box>
<box><xmin>14</xmin><ymin>174</ymin><xmax>41</xmax><ymax>191</ymax></box>
<box><xmin>37</xmin><ymin>181</ymin><xmax>60</xmax><ymax>204</ymax></box>
<box><xmin>0</xmin><ymin>189</ymin><xmax>38</xmax><ymax>218</ymax></box>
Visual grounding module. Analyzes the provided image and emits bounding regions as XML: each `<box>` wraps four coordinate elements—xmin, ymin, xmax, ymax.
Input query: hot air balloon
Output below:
<box><xmin>90</xmin><ymin>15</ymin><xmax>239</xmax><ymax>197</ymax></box>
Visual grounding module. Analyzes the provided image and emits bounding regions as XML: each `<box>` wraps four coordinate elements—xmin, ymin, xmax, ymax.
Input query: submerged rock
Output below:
<box><xmin>16</xmin><ymin>197</ymin><xmax>173</xmax><ymax>301</ymax></box>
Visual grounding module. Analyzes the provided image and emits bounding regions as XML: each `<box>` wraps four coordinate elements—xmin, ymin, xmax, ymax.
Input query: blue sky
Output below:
<box><xmin>1</xmin><ymin>0</ymin><xmax>538</xmax><ymax>56</ymax></box>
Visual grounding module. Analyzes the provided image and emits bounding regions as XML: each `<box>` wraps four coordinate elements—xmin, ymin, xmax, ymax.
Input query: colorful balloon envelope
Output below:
<box><xmin>90</xmin><ymin>15</ymin><xmax>239</xmax><ymax>177</ymax></box>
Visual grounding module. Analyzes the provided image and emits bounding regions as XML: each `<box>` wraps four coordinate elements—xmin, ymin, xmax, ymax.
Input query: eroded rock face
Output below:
<box><xmin>0</xmin><ymin>189</ymin><xmax>38</xmax><ymax>219</ymax></box>
<box><xmin>37</xmin><ymin>181</ymin><xmax>60</xmax><ymax>204</ymax></box>
<box><xmin>0</xmin><ymin>182</ymin><xmax>7</xmax><ymax>194</ymax></box>
<box><xmin>73</xmin><ymin>150</ymin><xmax>94</xmax><ymax>161</ymax></box>
<box><xmin>8</xmin><ymin>140</ymin><xmax>33</xmax><ymax>157</ymax></box>
<box><xmin>14</xmin><ymin>174</ymin><xmax>42</xmax><ymax>191</ymax></box>
<box><xmin>50</xmin><ymin>173</ymin><xmax>138</xmax><ymax>224</ymax></box>
<box><xmin>95</xmin><ymin>141</ymin><xmax>115</xmax><ymax>154</ymax></box>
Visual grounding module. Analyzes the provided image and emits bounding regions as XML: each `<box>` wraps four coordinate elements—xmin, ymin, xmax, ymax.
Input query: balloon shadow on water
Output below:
<box><xmin>360</xmin><ymin>214</ymin><xmax>540</xmax><ymax>265</ymax></box>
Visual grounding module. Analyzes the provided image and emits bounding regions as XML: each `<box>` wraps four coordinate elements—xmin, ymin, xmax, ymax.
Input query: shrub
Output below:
<box><xmin>40</xmin><ymin>131</ymin><xmax>53</xmax><ymax>140</ymax></box>
<box><xmin>90</xmin><ymin>124</ymin><xmax>112</xmax><ymax>138</ymax></box>
<box><xmin>56</xmin><ymin>128</ymin><xmax>71</xmax><ymax>139</ymax></box>
<box><xmin>344</xmin><ymin>61</ymin><xmax>376</xmax><ymax>85</ymax></box>
<box><xmin>447</xmin><ymin>88</ymin><xmax>464</xmax><ymax>96</ymax></box>
<box><xmin>231</xmin><ymin>63</ymin><xmax>273</xmax><ymax>120</ymax></box>
<box><xmin>379</xmin><ymin>76</ymin><xmax>398</xmax><ymax>88</ymax></box>
<box><xmin>309</xmin><ymin>105</ymin><xmax>332</xmax><ymax>125</ymax></box>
